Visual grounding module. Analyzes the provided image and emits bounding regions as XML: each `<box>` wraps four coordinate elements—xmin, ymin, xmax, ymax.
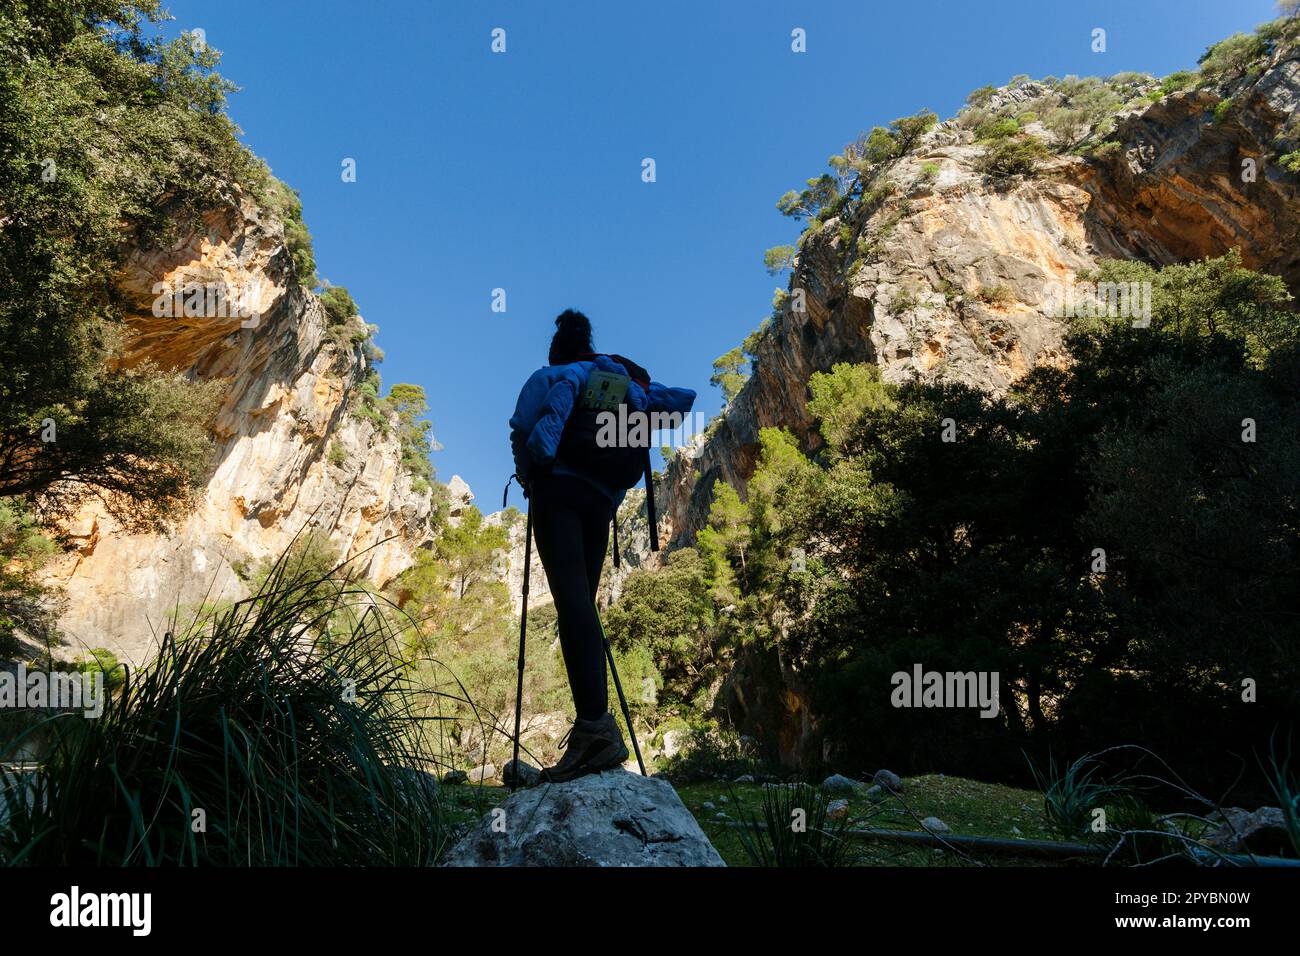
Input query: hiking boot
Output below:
<box><xmin>541</xmin><ymin>712</ymin><xmax>629</xmax><ymax>783</ymax></box>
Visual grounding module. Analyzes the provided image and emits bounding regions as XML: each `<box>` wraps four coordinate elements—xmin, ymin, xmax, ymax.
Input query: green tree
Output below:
<box><xmin>0</xmin><ymin>498</ymin><xmax>61</xmax><ymax>656</ymax></box>
<box><xmin>391</xmin><ymin>506</ymin><xmax>510</xmax><ymax>649</ymax></box>
<box><xmin>775</xmin><ymin>173</ymin><xmax>840</xmax><ymax>222</ymax></box>
<box><xmin>775</xmin><ymin>254</ymin><xmax>1300</xmax><ymax>787</ymax></box>
<box><xmin>1079</xmin><ymin>250</ymin><xmax>1295</xmax><ymax>358</ymax></box>
<box><xmin>0</xmin><ymin>1</ymin><xmax>278</xmax><ymax>530</ymax></box>
<box><xmin>807</xmin><ymin>362</ymin><xmax>894</xmax><ymax>454</ymax></box>
<box><xmin>890</xmin><ymin>109</ymin><xmax>938</xmax><ymax>153</ymax></box>
<box><xmin>763</xmin><ymin>245</ymin><xmax>797</xmax><ymax>275</ymax></box>
<box><xmin>603</xmin><ymin>549</ymin><xmax>715</xmax><ymax>692</ymax></box>
<box><xmin>386</xmin><ymin>383</ymin><xmax>438</xmax><ymax>491</ymax></box>
<box><xmin>710</xmin><ymin>347</ymin><xmax>750</xmax><ymax>404</ymax></box>
<box><xmin>697</xmin><ymin>481</ymin><xmax>749</xmax><ymax>600</ymax></box>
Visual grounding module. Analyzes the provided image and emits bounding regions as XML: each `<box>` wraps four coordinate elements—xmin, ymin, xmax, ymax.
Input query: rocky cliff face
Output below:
<box><xmin>1084</xmin><ymin>74</ymin><xmax>1300</xmax><ymax>283</ymax></box>
<box><xmin>657</xmin><ymin>50</ymin><xmax>1300</xmax><ymax>768</ymax></box>
<box><xmin>44</xmin><ymin>197</ymin><xmax>436</xmax><ymax>664</ymax></box>
<box><xmin>662</xmin><ymin>55</ymin><xmax>1300</xmax><ymax>546</ymax></box>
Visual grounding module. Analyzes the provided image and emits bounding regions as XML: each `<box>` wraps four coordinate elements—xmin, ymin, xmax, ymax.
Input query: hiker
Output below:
<box><xmin>508</xmin><ymin>309</ymin><xmax>696</xmax><ymax>782</ymax></box>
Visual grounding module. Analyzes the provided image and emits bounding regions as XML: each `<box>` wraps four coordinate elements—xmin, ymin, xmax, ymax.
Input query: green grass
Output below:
<box><xmin>678</xmin><ymin>774</ymin><xmax>1072</xmax><ymax>867</ymax></box>
<box><xmin>441</xmin><ymin>772</ymin><xmax>1084</xmax><ymax>866</ymax></box>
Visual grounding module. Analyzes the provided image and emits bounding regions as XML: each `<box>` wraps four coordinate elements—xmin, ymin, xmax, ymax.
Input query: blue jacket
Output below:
<box><xmin>509</xmin><ymin>354</ymin><xmax>696</xmax><ymax>506</ymax></box>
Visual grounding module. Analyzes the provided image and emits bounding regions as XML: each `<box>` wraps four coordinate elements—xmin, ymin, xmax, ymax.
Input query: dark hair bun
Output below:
<box><xmin>555</xmin><ymin>309</ymin><xmax>591</xmax><ymax>337</ymax></box>
<box><xmin>549</xmin><ymin>309</ymin><xmax>594</xmax><ymax>365</ymax></box>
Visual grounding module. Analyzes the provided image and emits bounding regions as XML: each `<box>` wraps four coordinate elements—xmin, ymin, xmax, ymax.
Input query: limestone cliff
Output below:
<box><xmin>663</xmin><ymin>55</ymin><xmax>1300</xmax><ymax>546</ymax></box>
<box><xmin>656</xmin><ymin>47</ymin><xmax>1300</xmax><ymax>768</ymax></box>
<box><xmin>45</xmin><ymin>196</ymin><xmax>437</xmax><ymax>664</ymax></box>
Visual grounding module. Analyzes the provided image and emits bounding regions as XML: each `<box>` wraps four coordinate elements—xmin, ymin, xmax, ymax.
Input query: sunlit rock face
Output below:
<box><xmin>45</xmin><ymin>198</ymin><xmax>435</xmax><ymax>664</ymax></box>
<box><xmin>661</xmin><ymin>53</ymin><xmax>1300</xmax><ymax>548</ymax></box>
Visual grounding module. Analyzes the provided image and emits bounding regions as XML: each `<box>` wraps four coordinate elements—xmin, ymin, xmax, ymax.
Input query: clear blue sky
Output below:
<box><xmin>163</xmin><ymin>0</ymin><xmax>1278</xmax><ymax>505</ymax></box>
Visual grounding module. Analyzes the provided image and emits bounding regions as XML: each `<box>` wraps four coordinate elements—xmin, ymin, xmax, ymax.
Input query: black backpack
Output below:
<box><xmin>555</xmin><ymin>353</ymin><xmax>659</xmax><ymax>559</ymax></box>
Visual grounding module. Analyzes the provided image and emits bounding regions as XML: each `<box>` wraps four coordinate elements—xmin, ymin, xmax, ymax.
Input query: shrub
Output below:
<box><xmin>1198</xmin><ymin>32</ymin><xmax>1269</xmax><ymax>79</ymax></box>
<box><xmin>1090</xmin><ymin>140</ymin><xmax>1124</xmax><ymax>161</ymax></box>
<box><xmin>76</xmin><ymin>648</ymin><xmax>126</xmax><ymax>693</ymax></box>
<box><xmin>0</xmin><ymin>499</ymin><xmax>61</xmax><ymax>657</ymax></box>
<box><xmin>975</xmin><ymin>283</ymin><xmax>1016</xmax><ymax>306</ymax></box>
<box><xmin>1159</xmin><ymin>69</ymin><xmax>1198</xmax><ymax>96</ymax></box>
<box><xmin>888</xmin><ymin>288</ymin><xmax>921</xmax><ymax>316</ymax></box>
<box><xmin>975</xmin><ymin>135</ymin><xmax>1049</xmax><ymax>178</ymax></box>
<box><xmin>1029</xmin><ymin>752</ymin><xmax>1129</xmax><ymax>842</ymax></box>
<box><xmin>257</xmin><ymin>173</ymin><xmax>318</xmax><ymax>287</ymax></box>
<box><xmin>975</xmin><ymin>116</ymin><xmax>1021</xmax><ymax>142</ymax></box>
<box><xmin>319</xmin><ymin>284</ymin><xmax>359</xmax><ymax>327</ymax></box>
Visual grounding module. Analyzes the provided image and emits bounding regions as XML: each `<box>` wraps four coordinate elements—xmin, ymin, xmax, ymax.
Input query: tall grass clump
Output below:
<box><xmin>1029</xmin><ymin>751</ymin><xmax>1129</xmax><ymax>841</ymax></box>
<box><xmin>0</xmin><ymin>540</ymin><xmax>457</xmax><ymax>866</ymax></box>
<box><xmin>1264</xmin><ymin>734</ymin><xmax>1300</xmax><ymax>858</ymax></box>
<box><xmin>732</xmin><ymin>781</ymin><xmax>857</xmax><ymax>867</ymax></box>
<box><xmin>1028</xmin><ymin>745</ymin><xmax>1300</xmax><ymax>866</ymax></box>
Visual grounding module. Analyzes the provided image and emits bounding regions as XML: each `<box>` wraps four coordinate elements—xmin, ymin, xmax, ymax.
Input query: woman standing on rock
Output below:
<box><xmin>509</xmin><ymin>309</ymin><xmax>695</xmax><ymax>782</ymax></box>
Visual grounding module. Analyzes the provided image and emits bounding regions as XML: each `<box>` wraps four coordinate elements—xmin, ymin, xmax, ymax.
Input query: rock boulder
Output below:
<box><xmin>442</xmin><ymin>769</ymin><xmax>725</xmax><ymax>867</ymax></box>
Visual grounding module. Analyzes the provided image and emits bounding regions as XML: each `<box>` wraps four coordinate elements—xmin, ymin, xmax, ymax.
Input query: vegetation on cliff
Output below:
<box><xmin>0</xmin><ymin>1</ymin><xmax>444</xmax><ymax>656</ymax></box>
<box><xmin>0</xmin><ymin>1</ymin><xmax>241</xmax><ymax>531</ymax></box>
<box><xmin>741</xmin><ymin>9</ymin><xmax>1300</xmax><ymax>377</ymax></box>
<box><xmin>620</xmin><ymin>252</ymin><xmax>1300</xmax><ymax>801</ymax></box>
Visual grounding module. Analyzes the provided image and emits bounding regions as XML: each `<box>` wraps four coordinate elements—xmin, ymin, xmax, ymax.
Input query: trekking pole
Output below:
<box><xmin>505</xmin><ymin>475</ymin><xmax>532</xmax><ymax>791</ymax></box>
<box><xmin>594</xmin><ymin>605</ymin><xmax>647</xmax><ymax>776</ymax></box>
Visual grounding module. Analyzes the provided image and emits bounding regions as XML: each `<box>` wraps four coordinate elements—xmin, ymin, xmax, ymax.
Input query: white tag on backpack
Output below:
<box><xmin>581</xmin><ymin>371</ymin><xmax>629</xmax><ymax>411</ymax></box>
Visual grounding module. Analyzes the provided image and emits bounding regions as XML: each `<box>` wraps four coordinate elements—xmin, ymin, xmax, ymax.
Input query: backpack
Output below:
<box><xmin>555</xmin><ymin>353</ymin><xmax>660</xmax><ymax>559</ymax></box>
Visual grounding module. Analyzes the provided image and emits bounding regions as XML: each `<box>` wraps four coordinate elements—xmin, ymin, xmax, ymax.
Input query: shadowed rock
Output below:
<box><xmin>442</xmin><ymin>769</ymin><xmax>725</xmax><ymax>867</ymax></box>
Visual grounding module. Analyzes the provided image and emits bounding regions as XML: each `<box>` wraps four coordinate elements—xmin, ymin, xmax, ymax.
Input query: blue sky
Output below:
<box><xmin>163</xmin><ymin>0</ymin><xmax>1278</xmax><ymax>505</ymax></box>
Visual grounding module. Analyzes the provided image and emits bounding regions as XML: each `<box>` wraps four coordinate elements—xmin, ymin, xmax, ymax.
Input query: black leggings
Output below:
<box><xmin>530</xmin><ymin>473</ymin><xmax>611</xmax><ymax>721</ymax></box>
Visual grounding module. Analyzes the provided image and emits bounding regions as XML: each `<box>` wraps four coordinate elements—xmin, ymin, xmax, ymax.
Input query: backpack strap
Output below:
<box><xmin>611</xmin><ymin>460</ymin><xmax>657</xmax><ymax>570</ymax></box>
<box><xmin>644</xmin><ymin>448</ymin><xmax>659</xmax><ymax>553</ymax></box>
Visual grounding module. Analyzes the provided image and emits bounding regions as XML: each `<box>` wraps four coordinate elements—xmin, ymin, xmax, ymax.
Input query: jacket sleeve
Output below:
<box><xmin>508</xmin><ymin>378</ymin><xmax>541</xmax><ymax>481</ymax></box>
<box><xmin>524</xmin><ymin>366</ymin><xmax>584</xmax><ymax>466</ymax></box>
<box><xmin>627</xmin><ymin>379</ymin><xmax>696</xmax><ymax>415</ymax></box>
<box><xmin>643</xmin><ymin>382</ymin><xmax>696</xmax><ymax>415</ymax></box>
